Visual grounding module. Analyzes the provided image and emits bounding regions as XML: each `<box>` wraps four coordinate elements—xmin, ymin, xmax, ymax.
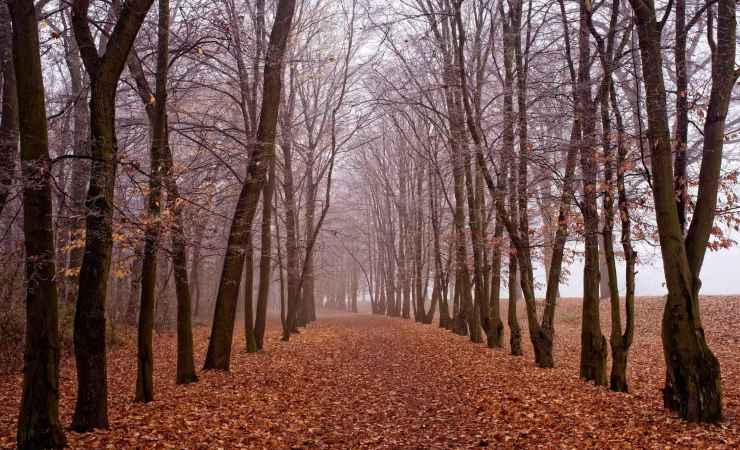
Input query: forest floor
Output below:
<box><xmin>2</xmin><ymin>297</ymin><xmax>740</xmax><ymax>449</ymax></box>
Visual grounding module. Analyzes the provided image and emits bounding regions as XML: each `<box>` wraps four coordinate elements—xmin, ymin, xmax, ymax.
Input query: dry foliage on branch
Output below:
<box><xmin>1</xmin><ymin>297</ymin><xmax>740</xmax><ymax>448</ymax></box>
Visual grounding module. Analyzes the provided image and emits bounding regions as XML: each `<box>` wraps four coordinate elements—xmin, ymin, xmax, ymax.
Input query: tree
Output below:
<box><xmin>576</xmin><ymin>0</ymin><xmax>607</xmax><ymax>387</ymax></box>
<box><xmin>627</xmin><ymin>0</ymin><xmax>737</xmax><ymax>422</ymax></box>
<box><xmin>0</xmin><ymin>0</ymin><xmax>17</xmax><ymax>218</ymax></box>
<box><xmin>7</xmin><ymin>0</ymin><xmax>66</xmax><ymax>446</ymax></box>
<box><xmin>584</xmin><ymin>0</ymin><xmax>635</xmax><ymax>392</ymax></box>
<box><xmin>70</xmin><ymin>0</ymin><xmax>156</xmax><ymax>430</ymax></box>
<box><xmin>204</xmin><ymin>0</ymin><xmax>297</xmax><ymax>370</ymax></box>
<box><xmin>135</xmin><ymin>0</ymin><xmax>172</xmax><ymax>403</ymax></box>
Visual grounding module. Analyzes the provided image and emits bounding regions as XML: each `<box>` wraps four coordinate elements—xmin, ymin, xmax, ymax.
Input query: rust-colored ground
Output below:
<box><xmin>1</xmin><ymin>297</ymin><xmax>739</xmax><ymax>448</ymax></box>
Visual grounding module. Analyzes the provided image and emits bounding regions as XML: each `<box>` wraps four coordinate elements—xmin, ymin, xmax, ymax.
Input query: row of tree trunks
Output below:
<box><xmin>584</xmin><ymin>0</ymin><xmax>635</xmax><ymax>393</ymax></box>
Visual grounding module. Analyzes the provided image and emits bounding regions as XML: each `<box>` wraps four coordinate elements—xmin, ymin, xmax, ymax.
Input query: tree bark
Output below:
<box><xmin>0</xmin><ymin>1</ymin><xmax>17</xmax><ymax>218</ymax></box>
<box><xmin>254</xmin><ymin>151</ymin><xmax>275</xmax><ymax>350</ymax></box>
<box><xmin>9</xmin><ymin>0</ymin><xmax>67</xmax><ymax>446</ymax></box>
<box><xmin>673</xmin><ymin>0</ymin><xmax>688</xmax><ymax>232</ymax></box>
<box><xmin>204</xmin><ymin>0</ymin><xmax>296</xmax><ymax>370</ymax></box>
<box><xmin>487</xmin><ymin>152</ymin><xmax>505</xmax><ymax>349</ymax></box>
<box><xmin>136</xmin><ymin>0</ymin><xmax>171</xmax><ymax>403</ymax></box>
<box><xmin>577</xmin><ymin>1</ymin><xmax>607</xmax><ymax>387</ymax></box>
<box><xmin>628</xmin><ymin>0</ymin><xmax>735</xmax><ymax>422</ymax></box>
<box><xmin>62</xmin><ymin>10</ymin><xmax>90</xmax><ymax>306</ymax></box>
<box><xmin>609</xmin><ymin>75</ymin><xmax>635</xmax><ymax>392</ymax></box>
<box><xmin>71</xmin><ymin>0</ymin><xmax>155</xmax><ymax>430</ymax></box>
<box><xmin>244</xmin><ymin>233</ymin><xmax>256</xmax><ymax>353</ymax></box>
<box><xmin>586</xmin><ymin>0</ymin><xmax>634</xmax><ymax>392</ymax></box>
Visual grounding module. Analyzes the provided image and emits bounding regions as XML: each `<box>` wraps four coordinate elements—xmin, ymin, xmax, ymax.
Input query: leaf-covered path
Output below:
<box><xmin>2</xmin><ymin>298</ymin><xmax>740</xmax><ymax>448</ymax></box>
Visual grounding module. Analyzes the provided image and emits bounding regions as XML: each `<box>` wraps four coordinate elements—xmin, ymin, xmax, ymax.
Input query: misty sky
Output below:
<box><xmin>550</xmin><ymin>240</ymin><xmax>740</xmax><ymax>298</ymax></box>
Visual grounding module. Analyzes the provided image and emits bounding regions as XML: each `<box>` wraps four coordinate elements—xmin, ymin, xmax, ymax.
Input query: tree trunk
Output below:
<box><xmin>126</xmin><ymin>242</ymin><xmax>144</xmax><ymax>325</ymax></box>
<box><xmin>577</xmin><ymin>1</ymin><xmax>607</xmax><ymax>386</ymax></box>
<box><xmin>244</xmin><ymin>234</ymin><xmax>256</xmax><ymax>353</ymax></box>
<box><xmin>204</xmin><ymin>0</ymin><xmax>296</xmax><ymax>370</ymax></box>
<box><xmin>610</xmin><ymin>76</ymin><xmax>635</xmax><ymax>392</ymax></box>
<box><xmin>300</xmin><ymin>166</ymin><xmax>318</xmax><ymax>324</ymax></box>
<box><xmin>673</xmin><ymin>0</ymin><xmax>688</xmax><ymax>232</ymax></box>
<box><xmin>0</xmin><ymin>1</ymin><xmax>18</xmax><ymax>218</ymax></box>
<box><xmin>350</xmin><ymin>265</ymin><xmax>359</xmax><ymax>313</ymax></box>
<box><xmin>155</xmin><ymin>117</ymin><xmax>198</xmax><ymax>383</ymax></box>
<box><xmin>254</xmin><ymin>151</ymin><xmax>275</xmax><ymax>350</ymax></box>
<box><xmin>70</xmin><ymin>0</ymin><xmax>155</xmax><ymax>430</ymax></box>
<box><xmin>135</xmin><ymin>0</ymin><xmax>170</xmax><ymax>403</ymax></box>
<box><xmin>507</xmin><ymin>254</ymin><xmax>522</xmax><ymax>356</ymax></box>
<box><xmin>487</xmin><ymin>152</ymin><xmax>506</xmax><ymax>349</ymax></box>
<box><xmin>62</xmin><ymin>13</ymin><xmax>90</xmax><ymax>306</ymax></box>
<box><xmin>628</xmin><ymin>0</ymin><xmax>735</xmax><ymax>422</ymax></box>
<box><xmin>9</xmin><ymin>0</ymin><xmax>67</xmax><ymax>446</ymax></box>
<box><xmin>587</xmin><ymin>0</ymin><xmax>635</xmax><ymax>392</ymax></box>
<box><xmin>189</xmin><ymin>219</ymin><xmax>206</xmax><ymax>319</ymax></box>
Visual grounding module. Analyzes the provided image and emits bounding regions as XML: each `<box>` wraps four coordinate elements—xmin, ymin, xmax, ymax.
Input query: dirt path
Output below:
<box><xmin>1</xmin><ymin>302</ymin><xmax>740</xmax><ymax>448</ymax></box>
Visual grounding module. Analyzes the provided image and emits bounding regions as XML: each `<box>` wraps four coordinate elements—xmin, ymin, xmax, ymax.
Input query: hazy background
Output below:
<box><xmin>550</xmin><ymin>240</ymin><xmax>740</xmax><ymax>298</ymax></box>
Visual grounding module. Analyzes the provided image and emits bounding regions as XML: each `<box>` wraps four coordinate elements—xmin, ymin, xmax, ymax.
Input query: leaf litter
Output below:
<box><xmin>1</xmin><ymin>296</ymin><xmax>739</xmax><ymax>448</ymax></box>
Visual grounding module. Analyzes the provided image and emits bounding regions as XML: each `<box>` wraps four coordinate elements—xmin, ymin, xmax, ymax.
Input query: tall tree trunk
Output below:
<box><xmin>301</xmin><ymin>161</ymin><xmax>318</xmax><ymax>324</ymax></box>
<box><xmin>0</xmin><ymin>1</ymin><xmax>18</xmax><ymax>218</ymax></box>
<box><xmin>587</xmin><ymin>0</ymin><xmax>634</xmax><ymax>392</ymax></box>
<box><xmin>281</xmin><ymin>128</ymin><xmax>300</xmax><ymax>339</ymax></box>
<box><xmin>628</xmin><ymin>0</ymin><xmax>736</xmax><ymax>422</ymax></box>
<box><xmin>499</xmin><ymin>2</ymin><xmax>521</xmax><ymax>356</ymax></box>
<box><xmin>244</xmin><ymin>234</ymin><xmax>256</xmax><ymax>353</ymax></box>
<box><xmin>448</xmin><ymin>22</ymin><xmax>485</xmax><ymax>343</ymax></box>
<box><xmin>487</xmin><ymin>152</ymin><xmax>506</xmax><ymax>348</ymax></box>
<box><xmin>189</xmin><ymin>218</ymin><xmax>207</xmax><ymax>319</ymax></box>
<box><xmin>463</xmin><ymin>139</ymin><xmax>485</xmax><ymax>344</ymax></box>
<box><xmin>577</xmin><ymin>1</ymin><xmax>607</xmax><ymax>387</ymax></box>
<box><xmin>71</xmin><ymin>0</ymin><xmax>155</xmax><ymax>430</ymax></box>
<box><xmin>62</xmin><ymin>12</ymin><xmax>90</xmax><ymax>306</ymax></box>
<box><xmin>430</xmin><ymin>172</ymin><xmax>450</xmax><ymax>329</ymax></box>
<box><xmin>136</xmin><ymin>0</ymin><xmax>171</xmax><ymax>403</ymax></box>
<box><xmin>9</xmin><ymin>0</ymin><xmax>67</xmax><ymax>446</ymax></box>
<box><xmin>254</xmin><ymin>152</ymin><xmax>275</xmax><ymax>350</ymax></box>
<box><xmin>204</xmin><ymin>0</ymin><xmax>296</xmax><ymax>370</ymax></box>
<box><xmin>126</xmin><ymin>241</ymin><xmax>144</xmax><ymax>325</ymax></box>
<box><xmin>604</xmin><ymin>71</ymin><xmax>635</xmax><ymax>392</ymax></box>
<box><xmin>673</xmin><ymin>0</ymin><xmax>688</xmax><ymax>232</ymax></box>
<box><xmin>156</xmin><ymin>116</ymin><xmax>198</xmax><ymax>383</ymax></box>
<box><xmin>350</xmin><ymin>265</ymin><xmax>359</xmax><ymax>313</ymax></box>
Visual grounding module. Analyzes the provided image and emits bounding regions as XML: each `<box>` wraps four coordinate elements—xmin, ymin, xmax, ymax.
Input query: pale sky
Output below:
<box><xmin>544</xmin><ymin>240</ymin><xmax>740</xmax><ymax>298</ymax></box>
